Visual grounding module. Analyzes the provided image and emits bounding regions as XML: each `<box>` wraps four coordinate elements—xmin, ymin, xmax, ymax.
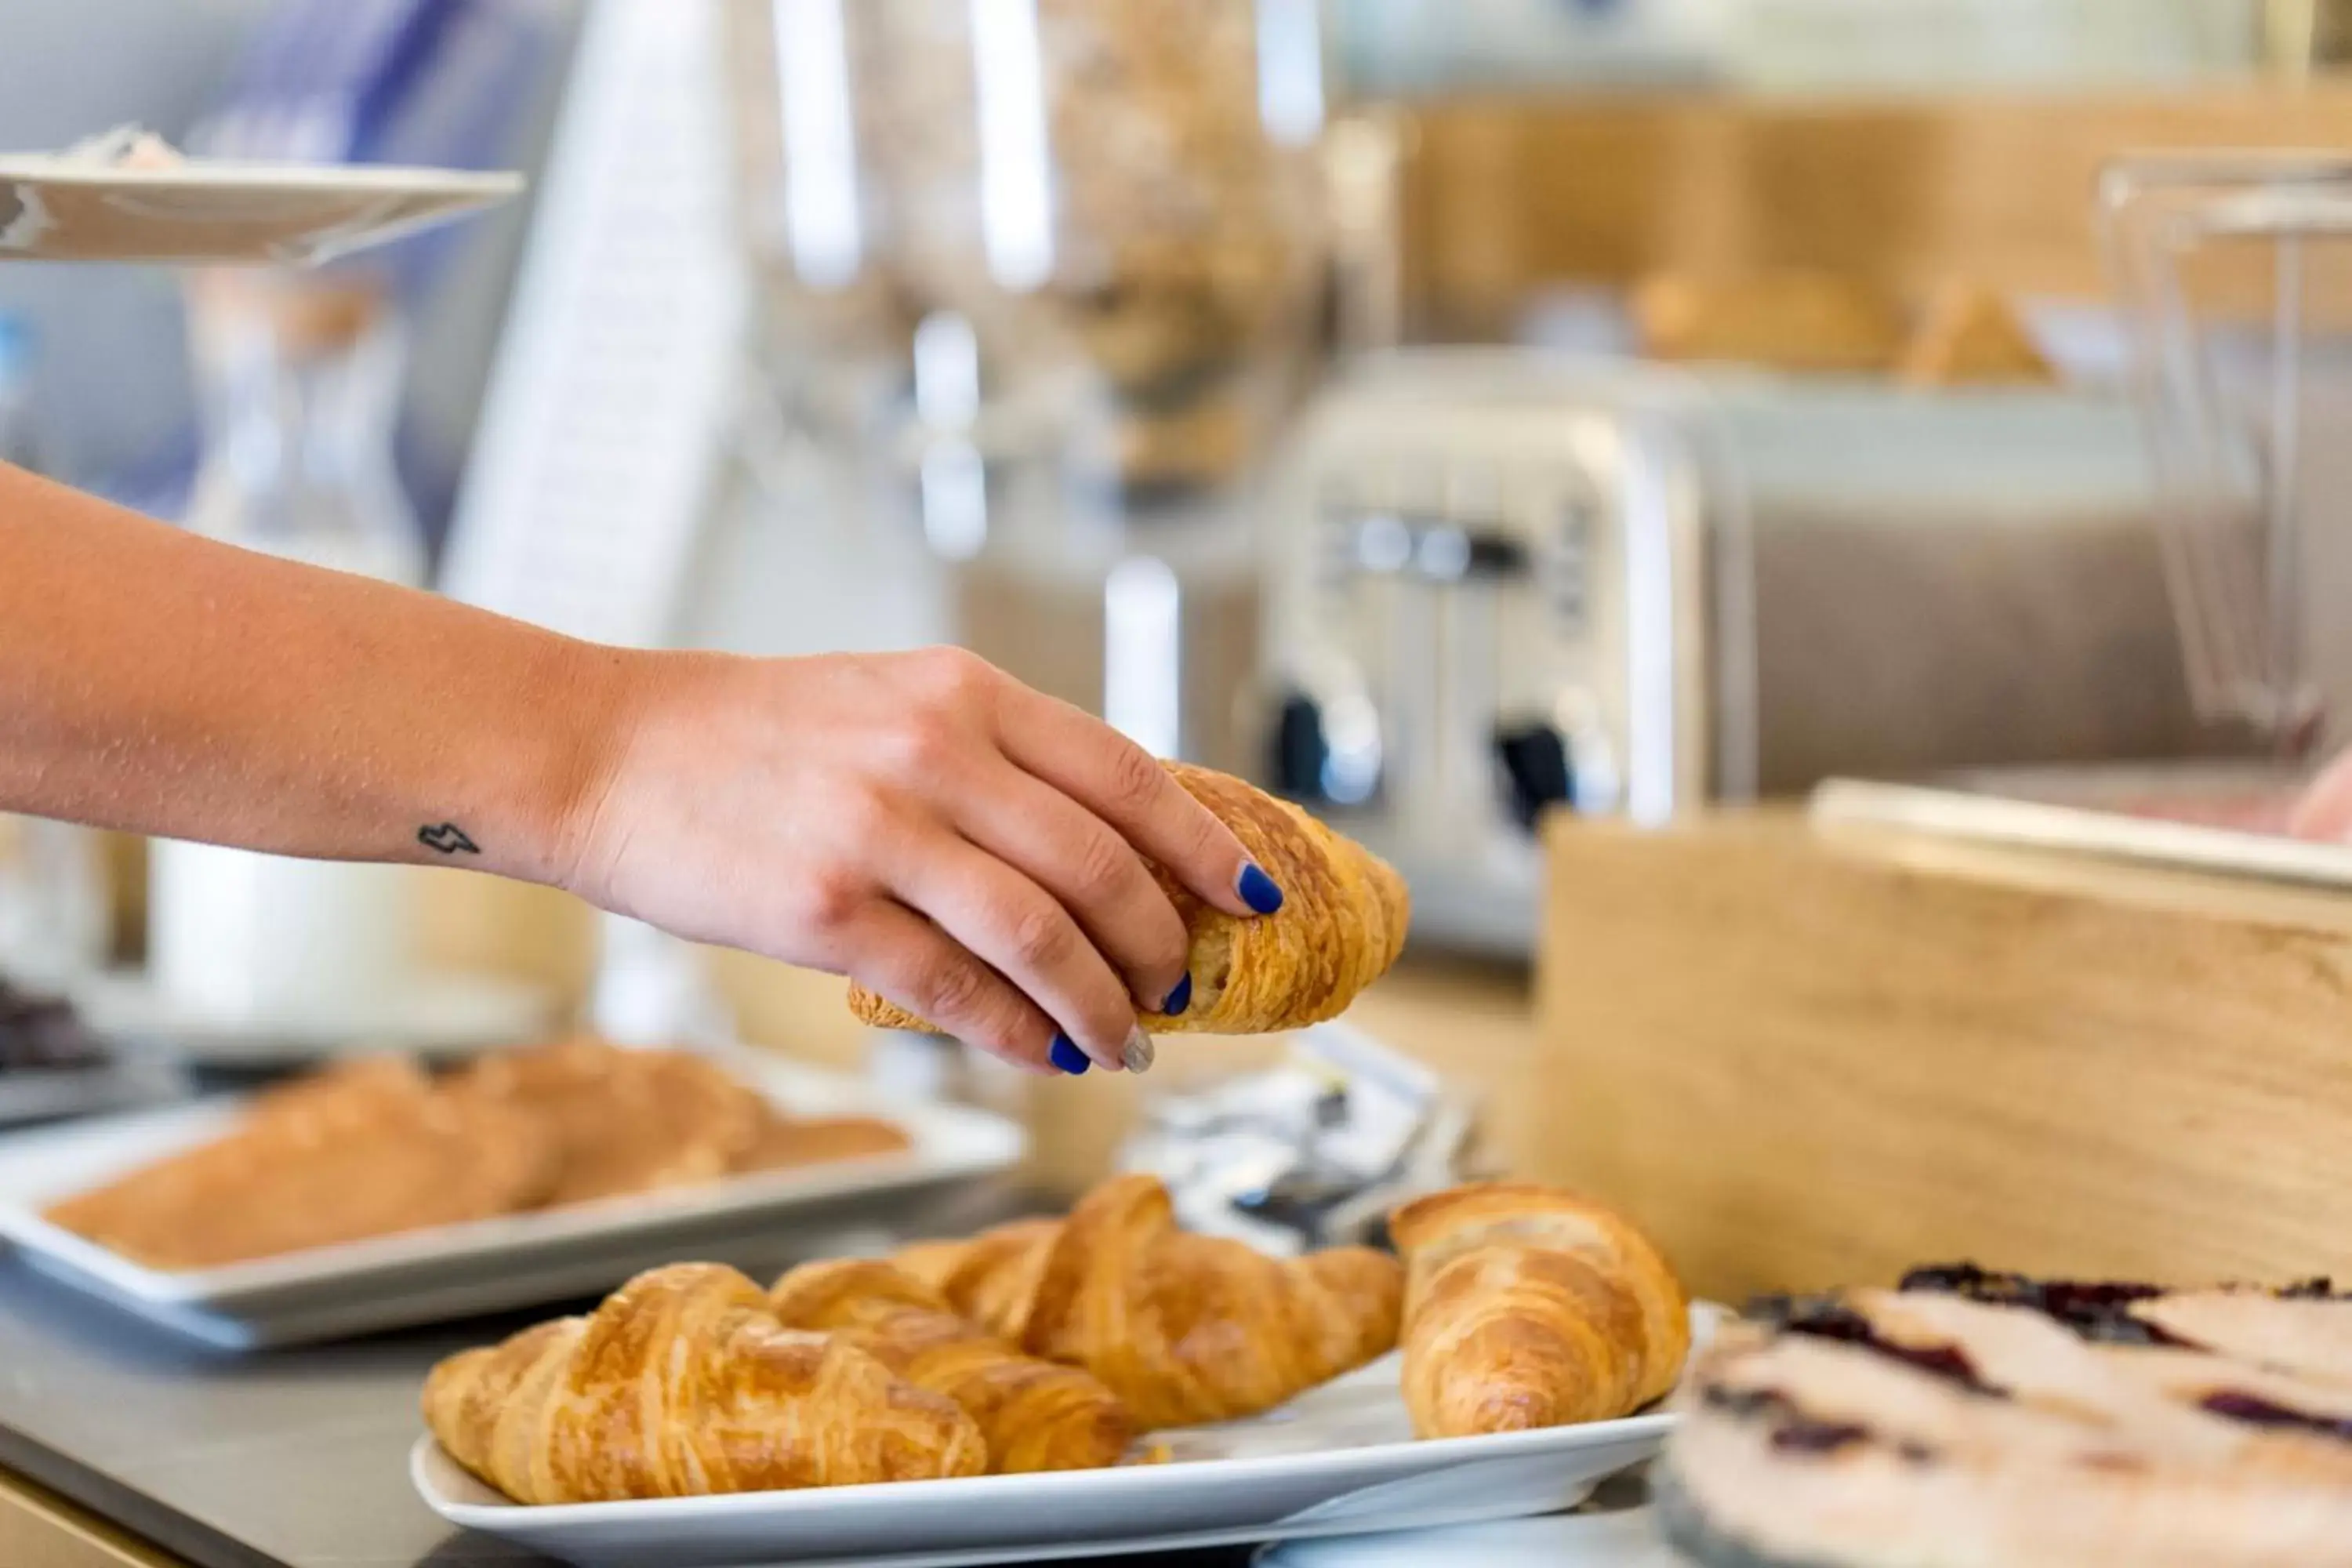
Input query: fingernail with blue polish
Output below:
<box><xmin>1048</xmin><ymin>1033</ymin><xmax>1091</xmax><ymax>1076</ymax></box>
<box><xmin>1239</xmin><ymin>862</ymin><xmax>1286</xmax><ymax>915</ymax></box>
<box><xmin>1163</xmin><ymin>971</ymin><xmax>1192</xmax><ymax>1016</ymax></box>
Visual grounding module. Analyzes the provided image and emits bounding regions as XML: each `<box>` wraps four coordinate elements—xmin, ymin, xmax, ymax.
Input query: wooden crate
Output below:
<box><xmin>1534</xmin><ymin>809</ymin><xmax>2352</xmax><ymax>1305</ymax></box>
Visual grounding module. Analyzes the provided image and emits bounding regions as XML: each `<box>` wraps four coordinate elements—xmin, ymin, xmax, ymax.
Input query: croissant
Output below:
<box><xmin>421</xmin><ymin>1262</ymin><xmax>985</xmax><ymax>1503</ymax></box>
<box><xmin>894</xmin><ymin>1218</ymin><xmax>1062</xmax><ymax>1343</ymax></box>
<box><xmin>848</xmin><ymin>761</ymin><xmax>1410</xmax><ymax>1036</ymax></box>
<box><xmin>770</xmin><ymin>1258</ymin><xmax>1133</xmax><ymax>1473</ymax></box>
<box><xmin>898</xmin><ymin>1174</ymin><xmax>1403</xmax><ymax>1430</ymax></box>
<box><xmin>1388</xmin><ymin>1181</ymin><xmax>1689</xmax><ymax>1439</ymax></box>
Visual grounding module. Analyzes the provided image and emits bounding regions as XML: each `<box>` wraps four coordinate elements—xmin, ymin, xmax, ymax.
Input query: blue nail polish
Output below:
<box><xmin>1163</xmin><ymin>971</ymin><xmax>1192</xmax><ymax>1016</ymax></box>
<box><xmin>1048</xmin><ymin>1033</ymin><xmax>1091</xmax><ymax>1076</ymax></box>
<box><xmin>1239</xmin><ymin>862</ymin><xmax>1285</xmax><ymax>915</ymax></box>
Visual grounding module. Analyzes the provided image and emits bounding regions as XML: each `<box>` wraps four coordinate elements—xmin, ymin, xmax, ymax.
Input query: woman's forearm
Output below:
<box><xmin>0</xmin><ymin>461</ymin><xmax>629</xmax><ymax>887</ymax></box>
<box><xmin>0</xmin><ymin>459</ymin><xmax>1283</xmax><ymax>1076</ymax></box>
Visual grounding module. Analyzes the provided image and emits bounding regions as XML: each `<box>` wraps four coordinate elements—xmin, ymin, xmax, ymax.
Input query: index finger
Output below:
<box><xmin>993</xmin><ymin>687</ymin><xmax>1279</xmax><ymax>921</ymax></box>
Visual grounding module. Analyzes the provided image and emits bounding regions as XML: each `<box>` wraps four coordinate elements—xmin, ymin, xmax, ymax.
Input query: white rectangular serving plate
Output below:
<box><xmin>0</xmin><ymin>1059</ymin><xmax>1025</xmax><ymax>1349</ymax></box>
<box><xmin>0</xmin><ymin>157</ymin><xmax>522</xmax><ymax>266</ymax></box>
<box><xmin>412</xmin><ymin>1338</ymin><xmax>1700</xmax><ymax>1568</ymax></box>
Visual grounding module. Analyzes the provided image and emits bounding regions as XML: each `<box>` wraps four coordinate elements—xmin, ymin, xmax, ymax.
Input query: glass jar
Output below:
<box><xmin>847</xmin><ymin>0</ymin><xmax>1332</xmax><ymax>773</ymax></box>
<box><xmin>867</xmin><ymin>0</ymin><xmax>1331</xmax><ymax>521</ymax></box>
<box><xmin>702</xmin><ymin>0</ymin><xmax>953</xmax><ymax>662</ymax></box>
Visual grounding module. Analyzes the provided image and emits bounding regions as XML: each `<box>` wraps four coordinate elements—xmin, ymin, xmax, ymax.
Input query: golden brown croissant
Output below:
<box><xmin>420</xmin><ymin>1262</ymin><xmax>985</xmax><ymax>1503</ymax></box>
<box><xmin>848</xmin><ymin>761</ymin><xmax>1410</xmax><ymax>1036</ymax></box>
<box><xmin>1388</xmin><ymin>1181</ymin><xmax>1689</xmax><ymax>1439</ymax></box>
<box><xmin>769</xmin><ymin>1258</ymin><xmax>1134</xmax><ymax>1473</ymax></box>
<box><xmin>898</xmin><ymin>1174</ymin><xmax>1403</xmax><ymax>1430</ymax></box>
<box><xmin>894</xmin><ymin>1218</ymin><xmax>1062</xmax><ymax>1343</ymax></box>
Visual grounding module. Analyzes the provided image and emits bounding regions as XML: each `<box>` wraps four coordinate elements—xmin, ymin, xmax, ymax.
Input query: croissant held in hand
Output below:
<box><xmin>770</xmin><ymin>1258</ymin><xmax>1133</xmax><ymax>1474</ymax></box>
<box><xmin>898</xmin><ymin>1174</ymin><xmax>1404</xmax><ymax>1430</ymax></box>
<box><xmin>1389</xmin><ymin>1182</ymin><xmax>1690</xmax><ymax>1440</ymax></box>
<box><xmin>848</xmin><ymin>762</ymin><xmax>1410</xmax><ymax>1036</ymax></box>
<box><xmin>421</xmin><ymin>1262</ymin><xmax>985</xmax><ymax>1504</ymax></box>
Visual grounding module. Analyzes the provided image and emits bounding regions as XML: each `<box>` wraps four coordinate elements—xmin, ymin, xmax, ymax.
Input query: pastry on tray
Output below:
<box><xmin>1664</xmin><ymin>1265</ymin><xmax>2352</xmax><ymax>1568</ymax></box>
<box><xmin>42</xmin><ymin>1037</ymin><xmax>912</xmax><ymax>1270</ymax></box>
<box><xmin>1388</xmin><ymin>1181</ymin><xmax>1690</xmax><ymax>1439</ymax></box>
<box><xmin>849</xmin><ymin>761</ymin><xmax>1410</xmax><ymax>1038</ymax></box>
<box><xmin>887</xmin><ymin>1172</ymin><xmax>1404</xmax><ymax>1429</ymax></box>
<box><xmin>423</xmin><ymin>1263</ymin><xmax>985</xmax><ymax>1504</ymax></box>
<box><xmin>43</xmin><ymin>1055</ymin><xmax>557</xmax><ymax>1271</ymax></box>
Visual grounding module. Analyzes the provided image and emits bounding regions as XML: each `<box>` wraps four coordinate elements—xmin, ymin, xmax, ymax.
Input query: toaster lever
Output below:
<box><xmin>1494</xmin><ymin>722</ymin><xmax>1574</xmax><ymax>833</ymax></box>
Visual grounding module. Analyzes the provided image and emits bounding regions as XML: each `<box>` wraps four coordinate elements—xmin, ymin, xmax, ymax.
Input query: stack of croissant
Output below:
<box><xmin>422</xmin><ymin>1174</ymin><xmax>1691</xmax><ymax>1504</ymax></box>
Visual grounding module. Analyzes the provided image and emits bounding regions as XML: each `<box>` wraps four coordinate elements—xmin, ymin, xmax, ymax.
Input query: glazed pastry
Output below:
<box><xmin>421</xmin><ymin>1262</ymin><xmax>985</xmax><ymax>1504</ymax></box>
<box><xmin>1665</xmin><ymin>1279</ymin><xmax>2352</xmax><ymax>1568</ymax></box>
<box><xmin>44</xmin><ymin>1055</ymin><xmax>556</xmax><ymax>1269</ymax></box>
<box><xmin>740</xmin><ymin>1115</ymin><xmax>913</xmax><ymax>1173</ymax></box>
<box><xmin>902</xmin><ymin>1174</ymin><xmax>1402</xmax><ymax>1430</ymax></box>
<box><xmin>42</xmin><ymin>1040</ymin><xmax>916</xmax><ymax>1269</ymax></box>
<box><xmin>848</xmin><ymin>761</ymin><xmax>1409</xmax><ymax>1037</ymax></box>
<box><xmin>447</xmin><ymin>1036</ymin><xmax>768</xmax><ymax>1206</ymax></box>
<box><xmin>1388</xmin><ymin>1181</ymin><xmax>1689</xmax><ymax>1439</ymax></box>
<box><xmin>769</xmin><ymin>1258</ymin><xmax>1133</xmax><ymax>1473</ymax></box>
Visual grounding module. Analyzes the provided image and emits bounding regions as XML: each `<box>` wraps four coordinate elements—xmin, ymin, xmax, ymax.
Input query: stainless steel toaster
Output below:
<box><xmin>1255</xmin><ymin>347</ymin><xmax>2228</xmax><ymax>955</ymax></box>
<box><xmin>1256</xmin><ymin>350</ymin><xmax>1757</xmax><ymax>954</ymax></box>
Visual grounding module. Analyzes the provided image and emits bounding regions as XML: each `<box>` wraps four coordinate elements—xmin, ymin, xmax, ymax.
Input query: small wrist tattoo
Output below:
<box><xmin>418</xmin><ymin>822</ymin><xmax>481</xmax><ymax>856</ymax></box>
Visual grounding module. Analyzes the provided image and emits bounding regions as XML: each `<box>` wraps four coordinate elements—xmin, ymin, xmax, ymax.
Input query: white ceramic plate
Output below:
<box><xmin>0</xmin><ymin>157</ymin><xmax>521</xmax><ymax>266</ymax></box>
<box><xmin>0</xmin><ymin>1058</ymin><xmax>1025</xmax><ymax>1349</ymax></box>
<box><xmin>412</xmin><ymin>1308</ymin><xmax>1719</xmax><ymax>1568</ymax></box>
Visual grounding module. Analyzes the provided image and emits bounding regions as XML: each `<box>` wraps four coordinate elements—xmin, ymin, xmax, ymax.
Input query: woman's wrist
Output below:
<box><xmin>470</xmin><ymin>633</ymin><xmax>650</xmax><ymax>895</ymax></box>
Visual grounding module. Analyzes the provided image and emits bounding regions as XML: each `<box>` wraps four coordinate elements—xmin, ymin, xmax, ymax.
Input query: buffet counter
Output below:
<box><xmin>0</xmin><ymin>956</ymin><xmax>1541</xmax><ymax>1568</ymax></box>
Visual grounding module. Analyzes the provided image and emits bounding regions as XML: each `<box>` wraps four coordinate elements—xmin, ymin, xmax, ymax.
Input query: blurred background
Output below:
<box><xmin>16</xmin><ymin>20</ymin><xmax>2352</xmax><ymax>1550</ymax></box>
<box><xmin>8</xmin><ymin>0</ymin><xmax>2352</xmax><ymax>1174</ymax></box>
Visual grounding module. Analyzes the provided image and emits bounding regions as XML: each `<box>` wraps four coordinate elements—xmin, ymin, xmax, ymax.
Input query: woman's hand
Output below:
<box><xmin>564</xmin><ymin>647</ymin><xmax>1280</xmax><ymax>1076</ymax></box>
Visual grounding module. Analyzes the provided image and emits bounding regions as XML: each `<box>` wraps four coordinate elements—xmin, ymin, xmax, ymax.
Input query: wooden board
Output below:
<box><xmin>0</xmin><ymin>1469</ymin><xmax>186</xmax><ymax>1568</ymax></box>
<box><xmin>1400</xmin><ymin>84</ymin><xmax>2352</xmax><ymax>338</ymax></box>
<box><xmin>1534</xmin><ymin>808</ymin><xmax>2352</xmax><ymax>1306</ymax></box>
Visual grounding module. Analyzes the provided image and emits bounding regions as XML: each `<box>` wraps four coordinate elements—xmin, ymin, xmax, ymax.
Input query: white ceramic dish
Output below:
<box><xmin>412</xmin><ymin>1308</ymin><xmax>1717</xmax><ymax>1568</ymax></box>
<box><xmin>0</xmin><ymin>1058</ymin><xmax>1025</xmax><ymax>1349</ymax></box>
<box><xmin>0</xmin><ymin>157</ymin><xmax>521</xmax><ymax>266</ymax></box>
